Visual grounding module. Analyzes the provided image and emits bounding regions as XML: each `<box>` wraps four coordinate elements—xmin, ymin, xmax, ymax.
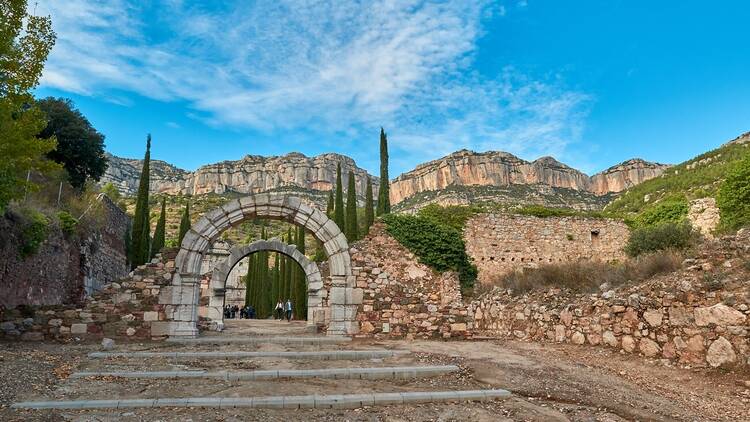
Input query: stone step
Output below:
<box><xmin>88</xmin><ymin>350</ymin><xmax>409</xmax><ymax>360</ymax></box>
<box><xmin>12</xmin><ymin>389</ymin><xmax>512</xmax><ymax>410</ymax></box>
<box><xmin>165</xmin><ymin>336</ymin><xmax>350</xmax><ymax>345</ymax></box>
<box><xmin>70</xmin><ymin>365</ymin><xmax>458</xmax><ymax>381</ymax></box>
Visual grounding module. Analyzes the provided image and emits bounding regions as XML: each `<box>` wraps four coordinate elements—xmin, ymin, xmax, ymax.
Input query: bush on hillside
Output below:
<box><xmin>516</xmin><ymin>205</ymin><xmax>605</xmax><ymax>219</ymax></box>
<box><xmin>625</xmin><ymin>221</ymin><xmax>697</xmax><ymax>257</ymax></box>
<box><xmin>631</xmin><ymin>197</ymin><xmax>689</xmax><ymax>228</ymax></box>
<box><xmin>381</xmin><ymin>214</ymin><xmax>476</xmax><ymax>291</ymax></box>
<box><xmin>417</xmin><ymin>204</ymin><xmax>480</xmax><ymax>231</ymax></box>
<box><xmin>19</xmin><ymin>209</ymin><xmax>50</xmax><ymax>258</ymax></box>
<box><xmin>493</xmin><ymin>250</ymin><xmax>682</xmax><ymax>295</ymax></box>
<box><xmin>56</xmin><ymin>211</ymin><xmax>78</xmax><ymax>236</ymax></box>
<box><xmin>717</xmin><ymin>154</ymin><xmax>750</xmax><ymax>232</ymax></box>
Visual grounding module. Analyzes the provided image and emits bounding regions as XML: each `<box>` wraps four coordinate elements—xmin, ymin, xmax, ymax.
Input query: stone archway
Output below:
<box><xmin>206</xmin><ymin>238</ymin><xmax>324</xmax><ymax>330</ymax></box>
<box><xmin>161</xmin><ymin>193</ymin><xmax>361</xmax><ymax>337</ymax></box>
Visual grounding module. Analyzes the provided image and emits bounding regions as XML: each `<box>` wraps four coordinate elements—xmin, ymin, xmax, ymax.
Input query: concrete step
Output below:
<box><xmin>166</xmin><ymin>336</ymin><xmax>350</xmax><ymax>345</ymax></box>
<box><xmin>70</xmin><ymin>365</ymin><xmax>458</xmax><ymax>381</ymax></box>
<box><xmin>12</xmin><ymin>389</ymin><xmax>512</xmax><ymax>410</ymax></box>
<box><xmin>88</xmin><ymin>350</ymin><xmax>410</xmax><ymax>360</ymax></box>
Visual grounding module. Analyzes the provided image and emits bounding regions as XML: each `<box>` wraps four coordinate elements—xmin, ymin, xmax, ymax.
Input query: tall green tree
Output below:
<box><xmin>178</xmin><ymin>201</ymin><xmax>191</xmax><ymax>245</ymax></box>
<box><xmin>37</xmin><ymin>97</ymin><xmax>107</xmax><ymax>189</ymax></box>
<box><xmin>0</xmin><ymin>2</ymin><xmax>57</xmax><ymax>210</ymax></box>
<box><xmin>271</xmin><ymin>252</ymin><xmax>280</xmax><ymax>304</ymax></box>
<box><xmin>345</xmin><ymin>170</ymin><xmax>358</xmax><ymax>240</ymax></box>
<box><xmin>326</xmin><ymin>190</ymin><xmax>334</xmax><ymax>218</ymax></box>
<box><xmin>717</xmin><ymin>154</ymin><xmax>750</xmax><ymax>231</ymax></box>
<box><xmin>376</xmin><ymin>127</ymin><xmax>391</xmax><ymax>215</ymax></box>
<box><xmin>151</xmin><ymin>198</ymin><xmax>166</xmax><ymax>258</ymax></box>
<box><xmin>294</xmin><ymin>225</ymin><xmax>307</xmax><ymax>319</ymax></box>
<box><xmin>334</xmin><ymin>163</ymin><xmax>346</xmax><ymax>232</ymax></box>
<box><xmin>364</xmin><ymin>176</ymin><xmax>375</xmax><ymax>235</ymax></box>
<box><xmin>129</xmin><ymin>135</ymin><xmax>151</xmax><ymax>268</ymax></box>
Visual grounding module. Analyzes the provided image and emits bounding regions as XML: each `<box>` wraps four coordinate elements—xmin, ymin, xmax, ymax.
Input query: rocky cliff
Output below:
<box><xmin>389</xmin><ymin>150</ymin><xmax>668</xmax><ymax>205</ymax></box>
<box><xmin>101</xmin><ymin>152</ymin><xmax>379</xmax><ymax>200</ymax></box>
<box><xmin>588</xmin><ymin>159</ymin><xmax>671</xmax><ymax>195</ymax></box>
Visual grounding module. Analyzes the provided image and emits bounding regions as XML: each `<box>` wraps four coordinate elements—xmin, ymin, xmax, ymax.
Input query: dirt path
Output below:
<box><xmin>1</xmin><ymin>336</ymin><xmax>748</xmax><ymax>421</ymax></box>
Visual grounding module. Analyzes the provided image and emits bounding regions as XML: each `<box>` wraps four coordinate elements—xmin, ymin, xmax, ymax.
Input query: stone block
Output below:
<box><xmin>143</xmin><ymin>311</ymin><xmax>159</xmax><ymax>322</ymax></box>
<box><xmin>71</xmin><ymin>323</ymin><xmax>88</xmax><ymax>334</ymax></box>
<box><xmin>192</xmin><ymin>217</ymin><xmax>220</xmax><ymax>240</ymax></box>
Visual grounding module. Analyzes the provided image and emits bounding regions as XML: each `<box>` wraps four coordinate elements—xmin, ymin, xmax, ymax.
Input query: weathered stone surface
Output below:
<box><xmin>643</xmin><ymin>309</ymin><xmax>663</xmax><ymax>327</ymax></box>
<box><xmin>465</xmin><ymin>214</ymin><xmax>629</xmax><ymax>283</ymax></box>
<box><xmin>571</xmin><ymin>331</ymin><xmax>585</xmax><ymax>345</ymax></box>
<box><xmin>694</xmin><ymin>304</ymin><xmax>746</xmax><ymax>327</ymax></box>
<box><xmin>621</xmin><ymin>335</ymin><xmax>636</xmax><ymax>353</ymax></box>
<box><xmin>101</xmin><ymin>153</ymin><xmax>379</xmax><ymax>202</ymax></box>
<box><xmin>639</xmin><ymin>338</ymin><xmax>661</xmax><ymax>357</ymax></box>
<box><xmin>706</xmin><ymin>337</ymin><xmax>737</xmax><ymax>368</ymax></box>
<box><xmin>389</xmin><ymin>150</ymin><xmax>667</xmax><ymax>206</ymax></box>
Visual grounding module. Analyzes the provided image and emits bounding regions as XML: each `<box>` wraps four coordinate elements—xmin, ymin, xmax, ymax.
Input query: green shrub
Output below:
<box><xmin>56</xmin><ymin>211</ymin><xmax>78</xmax><ymax>236</ymax></box>
<box><xmin>632</xmin><ymin>197</ymin><xmax>689</xmax><ymax>228</ymax></box>
<box><xmin>516</xmin><ymin>205</ymin><xmax>605</xmax><ymax>219</ymax></box>
<box><xmin>717</xmin><ymin>154</ymin><xmax>750</xmax><ymax>232</ymax></box>
<box><xmin>381</xmin><ymin>214</ymin><xmax>476</xmax><ymax>291</ymax></box>
<box><xmin>417</xmin><ymin>204</ymin><xmax>480</xmax><ymax>232</ymax></box>
<box><xmin>20</xmin><ymin>210</ymin><xmax>49</xmax><ymax>258</ymax></box>
<box><xmin>625</xmin><ymin>221</ymin><xmax>696</xmax><ymax>257</ymax></box>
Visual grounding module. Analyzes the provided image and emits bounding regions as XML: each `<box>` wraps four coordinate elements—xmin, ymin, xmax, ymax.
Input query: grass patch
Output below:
<box><xmin>488</xmin><ymin>250</ymin><xmax>683</xmax><ymax>296</ymax></box>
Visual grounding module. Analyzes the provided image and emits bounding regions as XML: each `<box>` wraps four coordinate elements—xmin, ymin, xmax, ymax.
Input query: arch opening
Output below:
<box><xmin>163</xmin><ymin>193</ymin><xmax>361</xmax><ymax>338</ymax></box>
<box><xmin>206</xmin><ymin>239</ymin><xmax>324</xmax><ymax>330</ymax></box>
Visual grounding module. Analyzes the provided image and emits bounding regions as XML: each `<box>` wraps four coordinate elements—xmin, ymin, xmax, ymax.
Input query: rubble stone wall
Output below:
<box><xmin>464</xmin><ymin>213</ymin><xmax>630</xmax><ymax>284</ymax></box>
<box><xmin>467</xmin><ymin>232</ymin><xmax>750</xmax><ymax>369</ymax></box>
<box><xmin>0</xmin><ymin>253</ymin><xmax>176</xmax><ymax>342</ymax></box>
<box><xmin>351</xmin><ymin>223</ymin><xmax>470</xmax><ymax>340</ymax></box>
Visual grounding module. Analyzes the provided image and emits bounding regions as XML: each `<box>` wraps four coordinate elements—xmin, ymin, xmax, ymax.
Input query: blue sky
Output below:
<box><xmin>33</xmin><ymin>0</ymin><xmax>750</xmax><ymax>176</ymax></box>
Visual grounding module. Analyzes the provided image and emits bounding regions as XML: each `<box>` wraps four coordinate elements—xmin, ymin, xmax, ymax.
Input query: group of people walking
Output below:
<box><xmin>223</xmin><ymin>299</ymin><xmax>294</xmax><ymax>321</ymax></box>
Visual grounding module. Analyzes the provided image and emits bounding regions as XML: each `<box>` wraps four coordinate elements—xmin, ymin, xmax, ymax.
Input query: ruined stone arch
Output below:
<box><xmin>206</xmin><ymin>239</ymin><xmax>324</xmax><ymax>329</ymax></box>
<box><xmin>161</xmin><ymin>193</ymin><xmax>361</xmax><ymax>337</ymax></box>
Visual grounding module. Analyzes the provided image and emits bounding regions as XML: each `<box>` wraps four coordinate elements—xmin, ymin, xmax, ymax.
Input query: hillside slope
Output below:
<box><xmin>606</xmin><ymin>132</ymin><xmax>750</xmax><ymax>217</ymax></box>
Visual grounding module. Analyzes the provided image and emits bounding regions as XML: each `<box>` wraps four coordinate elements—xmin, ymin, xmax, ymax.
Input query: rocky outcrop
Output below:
<box><xmin>101</xmin><ymin>152</ymin><xmax>379</xmax><ymax>200</ymax></box>
<box><xmin>389</xmin><ymin>150</ymin><xmax>668</xmax><ymax>205</ymax></box>
<box><xmin>589</xmin><ymin>159</ymin><xmax>671</xmax><ymax>195</ymax></box>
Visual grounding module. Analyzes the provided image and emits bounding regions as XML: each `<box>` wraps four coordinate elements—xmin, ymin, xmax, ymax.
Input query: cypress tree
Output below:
<box><xmin>295</xmin><ymin>225</ymin><xmax>307</xmax><ymax>320</ymax></box>
<box><xmin>178</xmin><ymin>201</ymin><xmax>191</xmax><ymax>245</ymax></box>
<box><xmin>130</xmin><ymin>134</ymin><xmax>151</xmax><ymax>268</ymax></box>
<box><xmin>271</xmin><ymin>253</ymin><xmax>280</xmax><ymax>305</ymax></box>
<box><xmin>151</xmin><ymin>198</ymin><xmax>166</xmax><ymax>259</ymax></box>
<box><xmin>326</xmin><ymin>190</ymin><xmax>334</xmax><ymax>219</ymax></box>
<box><xmin>334</xmin><ymin>163</ymin><xmax>345</xmax><ymax>232</ymax></box>
<box><xmin>365</xmin><ymin>176</ymin><xmax>374</xmax><ymax>235</ymax></box>
<box><xmin>280</xmin><ymin>233</ymin><xmax>288</xmax><ymax>301</ymax></box>
<box><xmin>376</xmin><ymin>127</ymin><xmax>391</xmax><ymax>215</ymax></box>
<box><xmin>288</xmin><ymin>228</ymin><xmax>297</xmax><ymax>312</ymax></box>
<box><xmin>345</xmin><ymin>170</ymin><xmax>358</xmax><ymax>240</ymax></box>
<box><xmin>250</xmin><ymin>254</ymin><xmax>255</xmax><ymax>305</ymax></box>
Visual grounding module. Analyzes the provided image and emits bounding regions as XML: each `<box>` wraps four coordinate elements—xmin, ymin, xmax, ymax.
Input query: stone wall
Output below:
<box><xmin>350</xmin><ymin>223</ymin><xmax>470</xmax><ymax>340</ymax></box>
<box><xmin>467</xmin><ymin>231</ymin><xmax>750</xmax><ymax>369</ymax></box>
<box><xmin>0</xmin><ymin>196</ymin><xmax>130</xmax><ymax>309</ymax></box>
<box><xmin>0</xmin><ymin>253</ymin><xmax>176</xmax><ymax>341</ymax></box>
<box><xmin>464</xmin><ymin>213</ymin><xmax>630</xmax><ymax>283</ymax></box>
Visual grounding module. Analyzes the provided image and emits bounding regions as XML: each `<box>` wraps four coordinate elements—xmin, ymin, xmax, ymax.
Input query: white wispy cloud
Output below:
<box><xmin>35</xmin><ymin>0</ymin><xmax>590</xmax><ymax>172</ymax></box>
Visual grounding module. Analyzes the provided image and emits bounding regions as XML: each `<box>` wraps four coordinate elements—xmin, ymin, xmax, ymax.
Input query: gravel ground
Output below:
<box><xmin>1</xmin><ymin>337</ymin><xmax>748</xmax><ymax>421</ymax></box>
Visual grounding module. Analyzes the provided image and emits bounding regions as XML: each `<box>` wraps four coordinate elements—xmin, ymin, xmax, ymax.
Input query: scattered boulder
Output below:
<box><xmin>706</xmin><ymin>337</ymin><xmax>737</xmax><ymax>368</ymax></box>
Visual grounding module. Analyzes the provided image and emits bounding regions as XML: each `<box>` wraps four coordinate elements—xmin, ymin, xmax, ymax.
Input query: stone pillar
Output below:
<box><xmin>172</xmin><ymin>273</ymin><xmax>200</xmax><ymax>338</ymax></box>
<box><xmin>327</xmin><ymin>275</ymin><xmax>362</xmax><ymax>335</ymax></box>
<box><xmin>207</xmin><ymin>288</ymin><xmax>225</xmax><ymax>331</ymax></box>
